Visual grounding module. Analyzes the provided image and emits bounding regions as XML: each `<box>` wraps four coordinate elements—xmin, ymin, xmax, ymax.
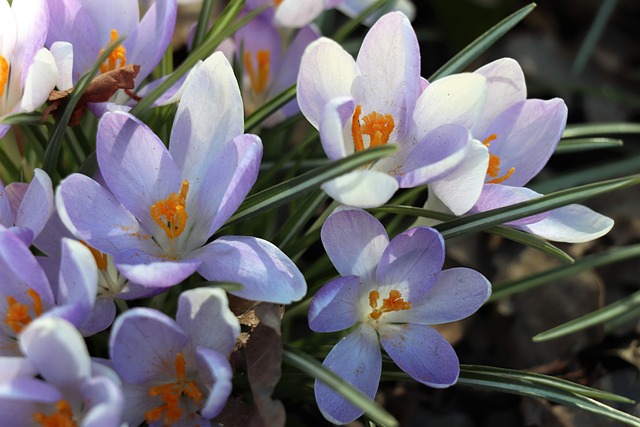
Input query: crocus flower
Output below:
<box><xmin>109</xmin><ymin>288</ymin><xmax>239</xmax><ymax>426</ymax></box>
<box><xmin>0</xmin><ymin>316</ymin><xmax>124</xmax><ymax>426</ymax></box>
<box><xmin>246</xmin><ymin>0</ymin><xmax>343</xmax><ymax>28</ymax></box>
<box><xmin>56</xmin><ymin>52</ymin><xmax>306</xmax><ymax>303</ymax></box>
<box><xmin>308</xmin><ymin>208</ymin><xmax>491</xmax><ymax>424</ymax></box>
<box><xmin>0</xmin><ymin>227</ymin><xmax>98</xmax><ymax>355</ymax></box>
<box><xmin>297</xmin><ymin>12</ymin><xmax>490</xmax><ymax>210</ymax></box>
<box><xmin>0</xmin><ymin>0</ymin><xmax>57</xmax><ymax>138</ymax></box>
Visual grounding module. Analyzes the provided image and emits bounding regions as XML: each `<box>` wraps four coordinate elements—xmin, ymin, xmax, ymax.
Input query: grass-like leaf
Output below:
<box><xmin>555</xmin><ymin>137</ymin><xmax>623</xmax><ymax>154</ymax></box>
<box><xmin>428</xmin><ymin>3</ymin><xmax>536</xmax><ymax>81</ymax></box>
<box><xmin>0</xmin><ymin>111</ymin><xmax>44</xmax><ymax>125</ymax></box>
<box><xmin>283</xmin><ymin>346</ymin><xmax>399</xmax><ymax>427</ymax></box>
<box><xmin>244</xmin><ymin>84</ymin><xmax>297</xmax><ymax>132</ymax></box>
<box><xmin>490</xmin><ymin>243</ymin><xmax>640</xmax><ymax>301</ymax></box>
<box><xmin>223</xmin><ymin>144</ymin><xmax>397</xmax><ymax>228</ymax></box>
<box><xmin>562</xmin><ymin>122</ymin><xmax>640</xmax><ymax>138</ymax></box>
<box><xmin>533</xmin><ymin>289</ymin><xmax>640</xmax><ymax>342</ymax></box>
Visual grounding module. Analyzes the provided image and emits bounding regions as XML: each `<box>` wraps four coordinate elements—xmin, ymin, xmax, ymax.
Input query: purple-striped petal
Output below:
<box><xmin>14</xmin><ymin>169</ymin><xmax>53</xmax><ymax>240</ymax></box>
<box><xmin>114</xmin><ymin>249</ymin><xmax>201</xmax><ymax>288</ymax></box>
<box><xmin>471</xmin><ymin>185</ymin><xmax>550</xmax><ymax>226</ymax></box>
<box><xmin>309</xmin><ymin>275</ymin><xmax>362</xmax><ymax>333</ymax></box>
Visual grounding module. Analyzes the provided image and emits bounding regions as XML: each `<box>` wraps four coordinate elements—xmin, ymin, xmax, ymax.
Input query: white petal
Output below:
<box><xmin>321</xmin><ymin>170</ymin><xmax>399</xmax><ymax>208</ymax></box>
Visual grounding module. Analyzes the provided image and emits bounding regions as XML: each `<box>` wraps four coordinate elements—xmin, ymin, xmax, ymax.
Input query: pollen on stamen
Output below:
<box><xmin>351</xmin><ymin>104</ymin><xmax>395</xmax><ymax>152</ymax></box>
<box><xmin>368</xmin><ymin>289</ymin><xmax>410</xmax><ymax>320</ymax></box>
<box><xmin>4</xmin><ymin>288</ymin><xmax>44</xmax><ymax>334</ymax></box>
<box><xmin>0</xmin><ymin>55</ymin><xmax>8</xmax><ymax>97</ymax></box>
<box><xmin>80</xmin><ymin>241</ymin><xmax>108</xmax><ymax>271</ymax></box>
<box><xmin>98</xmin><ymin>29</ymin><xmax>127</xmax><ymax>74</ymax></box>
<box><xmin>482</xmin><ymin>133</ymin><xmax>515</xmax><ymax>184</ymax></box>
<box><xmin>244</xmin><ymin>50</ymin><xmax>270</xmax><ymax>94</ymax></box>
<box><xmin>33</xmin><ymin>400</ymin><xmax>76</xmax><ymax>427</ymax></box>
<box><xmin>150</xmin><ymin>180</ymin><xmax>190</xmax><ymax>240</ymax></box>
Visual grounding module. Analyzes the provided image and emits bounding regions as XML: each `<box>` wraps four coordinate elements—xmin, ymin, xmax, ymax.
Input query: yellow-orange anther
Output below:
<box><xmin>482</xmin><ymin>134</ymin><xmax>515</xmax><ymax>184</ymax></box>
<box><xmin>351</xmin><ymin>104</ymin><xmax>395</xmax><ymax>152</ymax></box>
<box><xmin>244</xmin><ymin>50</ymin><xmax>271</xmax><ymax>94</ymax></box>
<box><xmin>99</xmin><ymin>29</ymin><xmax>127</xmax><ymax>73</ymax></box>
<box><xmin>33</xmin><ymin>400</ymin><xmax>76</xmax><ymax>427</ymax></box>
<box><xmin>150</xmin><ymin>180</ymin><xmax>190</xmax><ymax>240</ymax></box>
<box><xmin>80</xmin><ymin>241</ymin><xmax>108</xmax><ymax>271</ymax></box>
<box><xmin>0</xmin><ymin>54</ymin><xmax>8</xmax><ymax>97</ymax></box>
<box><xmin>4</xmin><ymin>288</ymin><xmax>43</xmax><ymax>334</ymax></box>
<box><xmin>145</xmin><ymin>352</ymin><xmax>204</xmax><ymax>425</ymax></box>
<box><xmin>369</xmin><ymin>289</ymin><xmax>410</xmax><ymax>320</ymax></box>
<box><xmin>274</xmin><ymin>0</ymin><xmax>283</xmax><ymax>5</ymax></box>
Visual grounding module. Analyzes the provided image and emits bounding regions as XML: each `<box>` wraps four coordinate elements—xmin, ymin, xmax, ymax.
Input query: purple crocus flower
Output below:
<box><xmin>0</xmin><ymin>0</ymin><xmax>57</xmax><ymax>138</ymax></box>
<box><xmin>308</xmin><ymin>208</ymin><xmax>491</xmax><ymax>424</ymax></box>
<box><xmin>297</xmin><ymin>12</ymin><xmax>490</xmax><ymax>210</ymax></box>
<box><xmin>0</xmin><ymin>316</ymin><xmax>124</xmax><ymax>426</ymax></box>
<box><xmin>109</xmin><ymin>288</ymin><xmax>239</xmax><ymax>426</ymax></box>
<box><xmin>0</xmin><ymin>227</ymin><xmax>98</xmax><ymax>355</ymax></box>
<box><xmin>56</xmin><ymin>52</ymin><xmax>306</xmax><ymax>303</ymax></box>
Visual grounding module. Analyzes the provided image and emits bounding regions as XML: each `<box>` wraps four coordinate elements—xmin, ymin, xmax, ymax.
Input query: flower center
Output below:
<box><xmin>368</xmin><ymin>289</ymin><xmax>410</xmax><ymax>320</ymax></box>
<box><xmin>244</xmin><ymin>50</ymin><xmax>270</xmax><ymax>95</ymax></box>
<box><xmin>145</xmin><ymin>352</ymin><xmax>204</xmax><ymax>425</ymax></box>
<box><xmin>150</xmin><ymin>180</ymin><xmax>190</xmax><ymax>240</ymax></box>
<box><xmin>98</xmin><ymin>29</ymin><xmax>127</xmax><ymax>74</ymax></box>
<box><xmin>482</xmin><ymin>134</ymin><xmax>514</xmax><ymax>184</ymax></box>
<box><xmin>351</xmin><ymin>104</ymin><xmax>395</xmax><ymax>152</ymax></box>
<box><xmin>4</xmin><ymin>288</ymin><xmax>43</xmax><ymax>334</ymax></box>
<box><xmin>33</xmin><ymin>400</ymin><xmax>76</xmax><ymax>427</ymax></box>
<box><xmin>0</xmin><ymin>54</ymin><xmax>8</xmax><ymax>97</ymax></box>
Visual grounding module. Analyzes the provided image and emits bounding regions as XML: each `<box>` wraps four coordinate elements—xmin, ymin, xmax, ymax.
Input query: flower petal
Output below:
<box><xmin>319</xmin><ymin>96</ymin><xmax>355</xmax><ymax>160</ymax></box>
<box><xmin>49</xmin><ymin>41</ymin><xmax>74</xmax><ymax>90</ymax></box>
<box><xmin>195</xmin><ymin>236</ymin><xmax>306</xmax><ymax>304</ymax></box>
<box><xmin>114</xmin><ymin>249</ymin><xmax>201</xmax><ymax>288</ymax></box>
<box><xmin>80</xmin><ymin>376</ymin><xmax>125</xmax><ymax>427</ymax></box>
<box><xmin>321</xmin><ymin>169</ymin><xmax>399</xmax><ymax>208</ymax></box>
<box><xmin>14</xmin><ymin>169</ymin><xmax>53</xmax><ymax>240</ymax></box>
<box><xmin>274</xmin><ymin>0</ymin><xmax>324</xmax><ymax>27</ymax></box>
<box><xmin>196</xmin><ymin>347</ymin><xmax>234</xmax><ymax>419</ymax></box>
<box><xmin>309</xmin><ymin>275</ymin><xmax>362</xmax><ymax>333</ymax></box>
<box><xmin>321</xmin><ymin>207</ymin><xmax>389</xmax><ymax>283</ymax></box>
<box><xmin>19</xmin><ymin>48</ymin><xmax>57</xmax><ymax>112</ymax></box>
<box><xmin>314</xmin><ymin>324</ymin><xmax>381</xmax><ymax>425</ymax></box>
<box><xmin>379</xmin><ymin>323</ymin><xmax>459</xmax><ymax>387</ymax></box>
<box><xmin>470</xmin><ymin>184</ymin><xmax>550</xmax><ymax>226</ymax></box>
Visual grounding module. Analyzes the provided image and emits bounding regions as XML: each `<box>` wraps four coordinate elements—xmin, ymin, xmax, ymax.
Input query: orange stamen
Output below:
<box><xmin>369</xmin><ymin>289</ymin><xmax>410</xmax><ymax>320</ymax></box>
<box><xmin>0</xmin><ymin>54</ymin><xmax>8</xmax><ymax>97</ymax></box>
<box><xmin>351</xmin><ymin>104</ymin><xmax>395</xmax><ymax>152</ymax></box>
<box><xmin>145</xmin><ymin>352</ymin><xmax>204</xmax><ymax>425</ymax></box>
<box><xmin>482</xmin><ymin>134</ymin><xmax>515</xmax><ymax>184</ymax></box>
<box><xmin>80</xmin><ymin>241</ymin><xmax>108</xmax><ymax>271</ymax></box>
<box><xmin>150</xmin><ymin>180</ymin><xmax>190</xmax><ymax>240</ymax></box>
<box><xmin>244</xmin><ymin>50</ymin><xmax>270</xmax><ymax>94</ymax></box>
<box><xmin>4</xmin><ymin>288</ymin><xmax>43</xmax><ymax>334</ymax></box>
<box><xmin>33</xmin><ymin>400</ymin><xmax>76</xmax><ymax>426</ymax></box>
<box><xmin>98</xmin><ymin>29</ymin><xmax>127</xmax><ymax>73</ymax></box>
<box><xmin>274</xmin><ymin>0</ymin><xmax>283</xmax><ymax>6</ymax></box>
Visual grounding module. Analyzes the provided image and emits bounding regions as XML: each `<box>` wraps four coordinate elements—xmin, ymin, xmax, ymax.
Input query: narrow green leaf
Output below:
<box><xmin>224</xmin><ymin>145</ymin><xmax>397</xmax><ymax>228</ymax></box>
<box><xmin>244</xmin><ymin>84</ymin><xmax>297</xmax><ymax>132</ymax></box>
<box><xmin>429</xmin><ymin>3</ymin><xmax>536</xmax><ymax>81</ymax></box>
<box><xmin>193</xmin><ymin>281</ymin><xmax>244</xmax><ymax>292</ymax></box>
<box><xmin>0</xmin><ymin>112</ymin><xmax>43</xmax><ymax>125</ymax></box>
<box><xmin>491</xmin><ymin>243</ymin><xmax>640</xmax><ymax>301</ymax></box>
<box><xmin>555</xmin><ymin>137</ymin><xmax>623</xmax><ymax>154</ymax></box>
<box><xmin>562</xmin><ymin>122</ymin><xmax>640</xmax><ymax>138</ymax></box>
<box><xmin>283</xmin><ymin>346</ymin><xmax>399</xmax><ymax>427</ymax></box>
<box><xmin>191</xmin><ymin>0</ymin><xmax>216</xmax><ymax>50</ymax></box>
<box><xmin>370</xmin><ymin>205</ymin><xmax>573</xmax><ymax>263</ymax></box>
<box><xmin>274</xmin><ymin>191</ymin><xmax>327</xmax><ymax>248</ymax></box>
<box><xmin>571</xmin><ymin>0</ymin><xmax>620</xmax><ymax>76</ymax></box>
<box><xmin>332</xmin><ymin>0</ymin><xmax>394</xmax><ymax>42</ymax></box>
<box><xmin>533</xmin><ymin>289</ymin><xmax>640</xmax><ymax>342</ymax></box>
<box><xmin>435</xmin><ymin>174</ymin><xmax>640</xmax><ymax>239</ymax></box>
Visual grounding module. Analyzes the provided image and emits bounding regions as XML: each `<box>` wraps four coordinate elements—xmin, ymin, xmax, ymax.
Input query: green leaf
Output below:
<box><xmin>244</xmin><ymin>84</ymin><xmax>297</xmax><ymax>132</ymax></box>
<box><xmin>332</xmin><ymin>0</ymin><xmax>394</xmax><ymax>42</ymax></box>
<box><xmin>562</xmin><ymin>122</ymin><xmax>640</xmax><ymax>138</ymax></box>
<box><xmin>533</xmin><ymin>289</ymin><xmax>640</xmax><ymax>341</ymax></box>
<box><xmin>191</xmin><ymin>0</ymin><xmax>216</xmax><ymax>50</ymax></box>
<box><xmin>434</xmin><ymin>174</ymin><xmax>640</xmax><ymax>239</ymax></box>
<box><xmin>223</xmin><ymin>144</ymin><xmax>397</xmax><ymax>228</ymax></box>
<box><xmin>0</xmin><ymin>112</ymin><xmax>43</xmax><ymax>125</ymax></box>
<box><xmin>491</xmin><ymin>243</ymin><xmax>640</xmax><ymax>301</ymax></box>
<box><xmin>571</xmin><ymin>0</ymin><xmax>620</xmax><ymax>76</ymax></box>
<box><xmin>193</xmin><ymin>281</ymin><xmax>244</xmax><ymax>292</ymax></box>
<box><xmin>555</xmin><ymin>137</ymin><xmax>623</xmax><ymax>154</ymax></box>
<box><xmin>283</xmin><ymin>346</ymin><xmax>399</xmax><ymax>427</ymax></box>
<box><xmin>370</xmin><ymin>205</ymin><xmax>573</xmax><ymax>263</ymax></box>
<box><xmin>429</xmin><ymin>3</ymin><xmax>536</xmax><ymax>81</ymax></box>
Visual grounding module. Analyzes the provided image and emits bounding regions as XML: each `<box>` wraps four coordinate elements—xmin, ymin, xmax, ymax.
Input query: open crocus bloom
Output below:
<box><xmin>308</xmin><ymin>208</ymin><xmax>491</xmax><ymax>424</ymax></box>
<box><xmin>0</xmin><ymin>0</ymin><xmax>57</xmax><ymax>138</ymax></box>
<box><xmin>298</xmin><ymin>12</ymin><xmax>489</xmax><ymax>210</ymax></box>
<box><xmin>56</xmin><ymin>52</ymin><xmax>306</xmax><ymax>304</ymax></box>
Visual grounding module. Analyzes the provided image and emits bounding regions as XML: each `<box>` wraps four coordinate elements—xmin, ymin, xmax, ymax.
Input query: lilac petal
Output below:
<box><xmin>49</xmin><ymin>41</ymin><xmax>74</xmax><ymax>90</ymax></box>
<box><xmin>80</xmin><ymin>376</ymin><xmax>125</xmax><ymax>427</ymax></box>
<box><xmin>11</xmin><ymin>0</ymin><xmax>49</xmax><ymax>86</ymax></box>
<box><xmin>109</xmin><ymin>307</ymin><xmax>189</xmax><ymax>384</ymax></box>
<box><xmin>297</xmin><ymin>38</ymin><xmax>359</xmax><ymax>128</ymax></box>
<box><xmin>321</xmin><ymin>207</ymin><xmax>389</xmax><ymax>284</ymax></box>
<box><xmin>274</xmin><ymin>0</ymin><xmax>324</xmax><ymax>27</ymax></box>
<box><xmin>177</xmin><ymin>288</ymin><xmax>240</xmax><ymax>356</ymax></box>
<box><xmin>353</xmin><ymin>12</ymin><xmax>421</xmax><ymax>138</ymax></box>
<box><xmin>19</xmin><ymin>317</ymin><xmax>91</xmax><ymax>389</ymax></box>
<box><xmin>472</xmin><ymin>57</ymin><xmax>527</xmax><ymax>135</ymax></box>
<box><xmin>120</xmin><ymin>383</ymin><xmax>157</xmax><ymax>427</ymax></box>
<box><xmin>170</xmin><ymin>52</ymin><xmax>244</xmax><ymax>197</ymax></box>
<box><xmin>429</xmin><ymin>139</ymin><xmax>489</xmax><ymax>216</ymax></box>
<box><xmin>379</xmin><ymin>323</ymin><xmax>459</xmax><ymax>387</ymax></box>
<box><xmin>14</xmin><ymin>169</ymin><xmax>53</xmax><ymax>240</ymax></box>
<box><xmin>79</xmin><ymin>0</ymin><xmax>139</xmax><ymax>46</ymax></box>
<box><xmin>321</xmin><ymin>169</ymin><xmax>399</xmax><ymax>208</ymax></box>
<box><xmin>235</xmin><ymin>12</ymin><xmax>282</xmax><ymax>89</ymax></box>
<box><xmin>196</xmin><ymin>347</ymin><xmax>233</xmax><ymax>419</ymax></box>
<box><xmin>398</xmin><ymin>268</ymin><xmax>491</xmax><ymax>325</ymax></box>
<box><xmin>56</xmin><ymin>173</ymin><xmax>157</xmax><ymax>254</ymax></box>
<box><xmin>19</xmin><ymin>48</ymin><xmax>57</xmax><ymax>112</ymax></box>
<box><xmin>483</xmin><ymin>98</ymin><xmax>567</xmax><ymax>187</ymax></box>
<box><xmin>319</xmin><ymin>96</ymin><xmax>355</xmax><ymax>160</ymax></box>
<box><xmin>0</xmin><ymin>1</ymin><xmax>16</xmax><ymax>57</ymax></box>
<box><xmin>133</xmin><ymin>66</ymin><xmax>192</xmax><ymax>107</ymax></box>
<box><xmin>517</xmin><ymin>204</ymin><xmax>614</xmax><ymax>243</ymax></box>
<box><xmin>314</xmin><ymin>324</ymin><xmax>381</xmax><ymax>425</ymax></box>
<box><xmin>114</xmin><ymin>249</ymin><xmax>201</xmax><ymax>288</ymax></box>
<box><xmin>97</xmin><ymin>111</ymin><xmax>183</xmax><ymax>231</ymax></box>
<box><xmin>0</xmin><ymin>333</ymin><xmax>19</xmax><ymax>356</ymax></box>
<box><xmin>8</xmin><ymin>226</ymin><xmax>33</xmax><ymax>246</ymax></box>
<box><xmin>195</xmin><ymin>236</ymin><xmax>306</xmax><ymax>304</ymax></box>
<box><xmin>0</xmin><ymin>180</ymin><xmax>12</xmax><ymax>227</ymax></box>
<box><xmin>308</xmin><ymin>275</ymin><xmax>362</xmax><ymax>333</ymax></box>
<box><xmin>79</xmin><ymin>297</ymin><xmax>116</xmax><ymax>336</ymax></box>
<box><xmin>471</xmin><ymin>185</ymin><xmax>550</xmax><ymax>226</ymax></box>
<box><xmin>0</xmin><ymin>357</ymin><xmax>36</xmax><ymax>381</ymax></box>
<box><xmin>5</xmin><ymin>182</ymin><xmax>27</xmax><ymax>216</ymax></box>
<box><xmin>376</xmin><ymin>227</ymin><xmax>444</xmax><ymax>301</ymax></box>
<box><xmin>0</xmin><ymin>377</ymin><xmax>61</xmax><ymax>402</ymax></box>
